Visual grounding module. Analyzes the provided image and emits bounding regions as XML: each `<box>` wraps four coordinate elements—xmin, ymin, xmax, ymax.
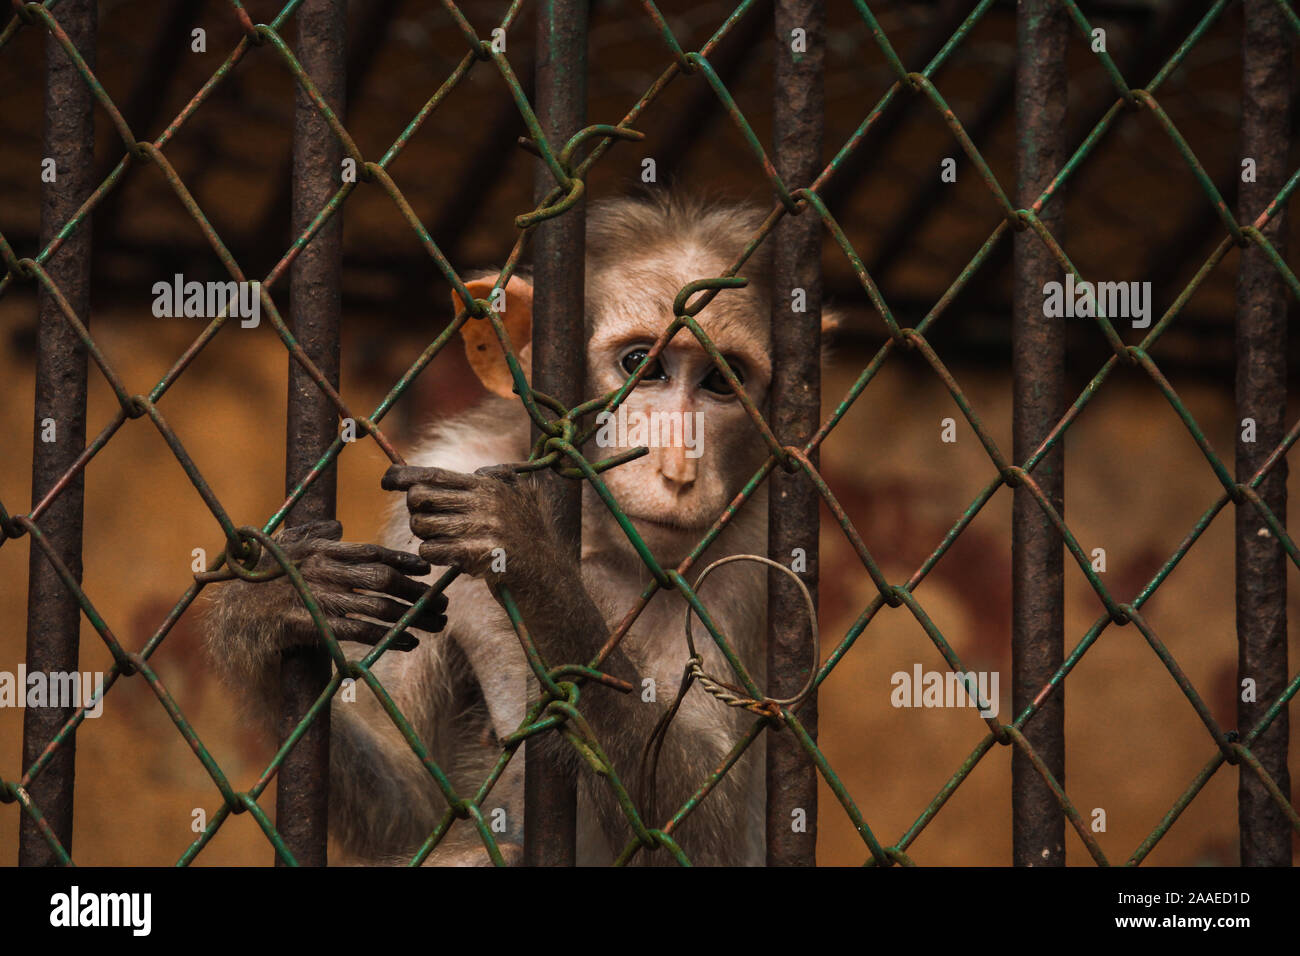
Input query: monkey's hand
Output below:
<box><xmin>382</xmin><ymin>465</ymin><xmax>562</xmax><ymax>586</ymax></box>
<box><xmin>204</xmin><ymin>518</ymin><xmax>448</xmax><ymax>690</ymax></box>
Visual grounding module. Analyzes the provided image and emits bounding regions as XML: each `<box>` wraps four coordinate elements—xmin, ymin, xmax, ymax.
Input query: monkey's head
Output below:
<box><xmin>454</xmin><ymin>193</ymin><xmax>836</xmax><ymax>563</ymax></box>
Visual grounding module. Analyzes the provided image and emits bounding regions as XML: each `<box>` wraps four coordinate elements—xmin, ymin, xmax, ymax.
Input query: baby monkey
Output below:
<box><xmin>206</xmin><ymin>193</ymin><xmax>821</xmax><ymax>865</ymax></box>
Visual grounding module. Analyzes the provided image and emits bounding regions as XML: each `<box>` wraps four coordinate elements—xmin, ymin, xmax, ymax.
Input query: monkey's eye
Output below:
<box><xmin>620</xmin><ymin>348</ymin><xmax>667</xmax><ymax>380</ymax></box>
<box><xmin>700</xmin><ymin>362</ymin><xmax>743</xmax><ymax>397</ymax></box>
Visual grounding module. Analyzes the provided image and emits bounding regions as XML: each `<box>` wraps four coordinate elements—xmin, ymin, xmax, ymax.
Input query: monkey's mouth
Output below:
<box><xmin>630</xmin><ymin>514</ymin><xmax>711</xmax><ymax>534</ymax></box>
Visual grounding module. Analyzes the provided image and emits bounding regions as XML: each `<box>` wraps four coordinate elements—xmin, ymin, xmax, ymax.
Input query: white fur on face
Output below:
<box><xmin>583</xmin><ymin>246</ymin><xmax>772</xmax><ymax>566</ymax></box>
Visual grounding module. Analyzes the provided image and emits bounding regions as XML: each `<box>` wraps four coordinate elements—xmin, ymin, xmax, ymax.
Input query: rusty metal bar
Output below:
<box><xmin>523</xmin><ymin>0</ymin><xmax>587</xmax><ymax>867</ymax></box>
<box><xmin>18</xmin><ymin>0</ymin><xmax>97</xmax><ymax>867</ymax></box>
<box><xmin>970</xmin><ymin>2</ymin><xmax>1197</xmax><ymax>336</ymax></box>
<box><xmin>766</xmin><ymin>0</ymin><xmax>823</xmax><ymax>868</ymax></box>
<box><xmin>276</xmin><ymin>0</ymin><xmax>346</xmax><ymax>867</ymax></box>
<box><xmin>1235</xmin><ymin>0</ymin><xmax>1291</xmax><ymax>869</ymax></box>
<box><xmin>1011</xmin><ymin>0</ymin><xmax>1066</xmax><ymax>868</ymax></box>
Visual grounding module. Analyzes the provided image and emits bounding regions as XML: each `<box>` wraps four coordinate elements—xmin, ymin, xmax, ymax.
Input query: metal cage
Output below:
<box><xmin>0</xmin><ymin>0</ymin><xmax>1295</xmax><ymax>866</ymax></box>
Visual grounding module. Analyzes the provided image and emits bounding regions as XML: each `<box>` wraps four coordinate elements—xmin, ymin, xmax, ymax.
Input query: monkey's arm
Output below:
<box><xmin>384</xmin><ymin>466</ymin><xmax>752</xmax><ymax>860</ymax></box>
<box><xmin>201</xmin><ymin>519</ymin><xmax>506</xmax><ymax>862</ymax></box>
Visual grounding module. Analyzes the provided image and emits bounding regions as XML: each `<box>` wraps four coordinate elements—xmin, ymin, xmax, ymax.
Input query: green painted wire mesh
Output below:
<box><xmin>0</xmin><ymin>0</ymin><xmax>1298</xmax><ymax>865</ymax></box>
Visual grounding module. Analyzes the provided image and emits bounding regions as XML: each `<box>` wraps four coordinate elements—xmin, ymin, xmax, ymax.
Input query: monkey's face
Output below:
<box><xmin>584</xmin><ymin>270</ymin><xmax>771</xmax><ymax>563</ymax></box>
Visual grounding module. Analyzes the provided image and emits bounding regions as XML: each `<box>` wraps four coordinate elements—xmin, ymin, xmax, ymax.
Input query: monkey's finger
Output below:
<box><xmin>371</xmin><ymin>568</ymin><xmax>447</xmax><ymax>609</ymax></box>
<box><xmin>340</xmin><ymin>617</ymin><xmax>424</xmax><ymax>651</ymax></box>
<box><xmin>416</xmin><ymin>540</ymin><xmax>456</xmax><ymax>568</ymax></box>
<box><xmin>473</xmin><ymin>464</ymin><xmax>519</xmax><ymax>484</ymax></box>
<box><xmin>409</xmin><ymin>512</ymin><xmax>481</xmax><ymax>542</ymax></box>
<box><xmin>321</xmin><ymin>561</ymin><xmax>442</xmax><ymax>605</ymax></box>
<box><xmin>406</xmin><ymin>605</ymin><xmax>448</xmax><ymax>634</ymax></box>
<box><xmin>406</xmin><ymin>484</ymin><xmax>474</xmax><ymax>514</ymax></box>
<box><xmin>319</xmin><ymin>541</ymin><xmax>430</xmax><ymax>575</ymax></box>
<box><xmin>338</xmin><ymin>593</ymin><xmax>411</xmax><ymax>622</ymax></box>
<box><xmin>283</xmin><ymin>610</ymin><xmax>421</xmax><ymax>650</ymax></box>
<box><xmin>382</xmin><ymin>465</ymin><xmax>479</xmax><ymax>492</ymax></box>
<box><xmin>308</xmin><ymin>562</ymin><xmax>448</xmax><ymax>615</ymax></box>
<box><xmin>342</xmin><ymin>593</ymin><xmax>447</xmax><ymax>633</ymax></box>
<box><xmin>371</xmin><ymin>568</ymin><xmax>446</xmax><ymax>606</ymax></box>
<box><xmin>416</xmin><ymin>537</ymin><xmax>492</xmax><ymax>572</ymax></box>
<box><xmin>313</xmin><ymin>560</ymin><xmax>409</xmax><ymax>594</ymax></box>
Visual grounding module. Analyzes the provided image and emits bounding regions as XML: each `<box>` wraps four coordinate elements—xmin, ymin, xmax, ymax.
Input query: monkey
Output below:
<box><xmin>204</xmin><ymin>192</ymin><xmax>829</xmax><ymax>865</ymax></box>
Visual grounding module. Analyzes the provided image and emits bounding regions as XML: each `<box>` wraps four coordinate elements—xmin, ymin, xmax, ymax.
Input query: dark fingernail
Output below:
<box><xmin>396</xmin><ymin>552</ymin><xmax>431</xmax><ymax>572</ymax></box>
<box><xmin>415</xmin><ymin>613</ymin><xmax>447</xmax><ymax>634</ymax></box>
<box><xmin>390</xmin><ymin>634</ymin><xmax>420</xmax><ymax>652</ymax></box>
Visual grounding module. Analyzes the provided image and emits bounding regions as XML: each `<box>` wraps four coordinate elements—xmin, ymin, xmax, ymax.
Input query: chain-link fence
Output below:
<box><xmin>1</xmin><ymin>0</ymin><xmax>1296</xmax><ymax>866</ymax></box>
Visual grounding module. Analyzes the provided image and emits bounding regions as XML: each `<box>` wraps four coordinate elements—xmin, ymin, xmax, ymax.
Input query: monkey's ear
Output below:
<box><xmin>820</xmin><ymin>306</ymin><xmax>846</xmax><ymax>366</ymax></box>
<box><xmin>453</xmin><ymin>275</ymin><xmax>533</xmax><ymax>398</ymax></box>
<box><xmin>821</xmin><ymin>306</ymin><xmax>845</xmax><ymax>339</ymax></box>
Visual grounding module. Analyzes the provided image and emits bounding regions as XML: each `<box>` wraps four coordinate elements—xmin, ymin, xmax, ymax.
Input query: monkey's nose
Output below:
<box><xmin>660</xmin><ymin>472</ymin><xmax>696</xmax><ymax>495</ymax></box>
<box><xmin>659</xmin><ymin>445</ymin><xmax>698</xmax><ymax>494</ymax></box>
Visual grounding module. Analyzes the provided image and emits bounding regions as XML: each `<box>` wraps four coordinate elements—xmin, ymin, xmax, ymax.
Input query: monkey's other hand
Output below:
<box><xmin>382</xmin><ymin>465</ymin><xmax>558</xmax><ymax>583</ymax></box>
<box><xmin>222</xmin><ymin>518</ymin><xmax>448</xmax><ymax>653</ymax></box>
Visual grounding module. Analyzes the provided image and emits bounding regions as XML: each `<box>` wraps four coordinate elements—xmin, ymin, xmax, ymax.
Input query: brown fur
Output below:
<box><xmin>205</xmin><ymin>193</ymin><xmax>780</xmax><ymax>865</ymax></box>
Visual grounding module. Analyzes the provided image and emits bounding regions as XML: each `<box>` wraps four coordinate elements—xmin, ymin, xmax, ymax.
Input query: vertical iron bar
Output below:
<box><xmin>19</xmin><ymin>0</ymin><xmax>96</xmax><ymax>867</ymax></box>
<box><xmin>767</xmin><ymin>0</ymin><xmax>823</xmax><ymax>867</ymax></box>
<box><xmin>1011</xmin><ymin>0</ymin><xmax>1066</xmax><ymax>867</ymax></box>
<box><xmin>1235</xmin><ymin>0</ymin><xmax>1291</xmax><ymax>868</ymax></box>
<box><xmin>277</xmin><ymin>0</ymin><xmax>345</xmax><ymax>867</ymax></box>
<box><xmin>524</xmin><ymin>0</ymin><xmax>587</xmax><ymax>867</ymax></box>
